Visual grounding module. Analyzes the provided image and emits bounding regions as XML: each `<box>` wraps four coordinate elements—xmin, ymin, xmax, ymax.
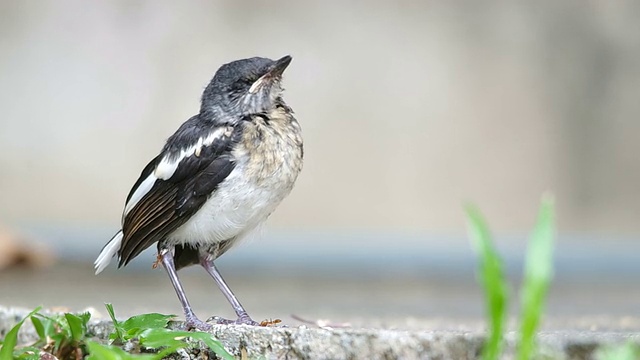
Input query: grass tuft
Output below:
<box><xmin>0</xmin><ymin>304</ymin><xmax>233</xmax><ymax>360</ymax></box>
<box><xmin>517</xmin><ymin>195</ymin><xmax>555</xmax><ymax>360</ymax></box>
<box><xmin>99</xmin><ymin>304</ymin><xmax>234</xmax><ymax>360</ymax></box>
<box><xmin>466</xmin><ymin>205</ymin><xmax>508</xmax><ymax>360</ymax></box>
<box><xmin>0</xmin><ymin>307</ymin><xmax>42</xmax><ymax>360</ymax></box>
<box><xmin>467</xmin><ymin>195</ymin><xmax>556</xmax><ymax>360</ymax></box>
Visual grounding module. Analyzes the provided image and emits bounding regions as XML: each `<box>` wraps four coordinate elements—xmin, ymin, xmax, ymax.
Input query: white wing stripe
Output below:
<box><xmin>204</xmin><ymin>127</ymin><xmax>226</xmax><ymax>146</ymax></box>
<box><xmin>154</xmin><ymin>127</ymin><xmax>228</xmax><ymax>181</ymax></box>
<box><xmin>123</xmin><ymin>174</ymin><xmax>157</xmax><ymax>217</ymax></box>
<box><xmin>154</xmin><ymin>156</ymin><xmax>181</xmax><ymax>180</ymax></box>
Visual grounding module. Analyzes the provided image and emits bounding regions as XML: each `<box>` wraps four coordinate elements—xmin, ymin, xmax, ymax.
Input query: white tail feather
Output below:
<box><xmin>94</xmin><ymin>230</ymin><xmax>123</xmax><ymax>274</ymax></box>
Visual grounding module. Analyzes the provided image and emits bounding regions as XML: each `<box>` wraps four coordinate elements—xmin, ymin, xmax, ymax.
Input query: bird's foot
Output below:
<box><xmin>206</xmin><ymin>314</ymin><xmax>259</xmax><ymax>326</ymax></box>
<box><xmin>184</xmin><ymin>314</ymin><xmax>213</xmax><ymax>331</ymax></box>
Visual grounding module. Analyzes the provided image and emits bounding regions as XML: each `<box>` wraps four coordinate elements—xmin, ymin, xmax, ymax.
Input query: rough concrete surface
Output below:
<box><xmin>1</xmin><ymin>306</ymin><xmax>639</xmax><ymax>360</ymax></box>
<box><xmin>1</xmin><ymin>262</ymin><xmax>639</xmax><ymax>359</ymax></box>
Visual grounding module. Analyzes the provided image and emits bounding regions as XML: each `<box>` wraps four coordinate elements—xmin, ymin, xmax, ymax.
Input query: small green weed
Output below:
<box><xmin>97</xmin><ymin>303</ymin><xmax>234</xmax><ymax>360</ymax></box>
<box><xmin>0</xmin><ymin>306</ymin><xmax>92</xmax><ymax>360</ymax></box>
<box><xmin>0</xmin><ymin>304</ymin><xmax>233</xmax><ymax>360</ymax></box>
<box><xmin>596</xmin><ymin>342</ymin><xmax>640</xmax><ymax>360</ymax></box>
<box><xmin>518</xmin><ymin>195</ymin><xmax>555</xmax><ymax>360</ymax></box>
<box><xmin>0</xmin><ymin>307</ymin><xmax>42</xmax><ymax>360</ymax></box>
<box><xmin>466</xmin><ymin>195</ymin><xmax>555</xmax><ymax>360</ymax></box>
<box><xmin>466</xmin><ymin>206</ymin><xmax>508</xmax><ymax>360</ymax></box>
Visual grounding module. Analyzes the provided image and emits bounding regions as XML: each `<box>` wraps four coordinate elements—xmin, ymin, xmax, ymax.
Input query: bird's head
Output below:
<box><xmin>200</xmin><ymin>55</ymin><xmax>292</xmax><ymax>123</ymax></box>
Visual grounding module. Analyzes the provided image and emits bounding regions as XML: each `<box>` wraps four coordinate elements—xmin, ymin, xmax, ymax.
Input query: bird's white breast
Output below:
<box><xmin>166</xmin><ymin>109</ymin><xmax>303</xmax><ymax>249</ymax></box>
<box><xmin>165</xmin><ymin>160</ymin><xmax>289</xmax><ymax>247</ymax></box>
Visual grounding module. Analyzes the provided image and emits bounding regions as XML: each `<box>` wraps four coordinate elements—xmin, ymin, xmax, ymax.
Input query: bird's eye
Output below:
<box><xmin>238</xmin><ymin>76</ymin><xmax>255</xmax><ymax>87</ymax></box>
<box><xmin>231</xmin><ymin>77</ymin><xmax>252</xmax><ymax>92</ymax></box>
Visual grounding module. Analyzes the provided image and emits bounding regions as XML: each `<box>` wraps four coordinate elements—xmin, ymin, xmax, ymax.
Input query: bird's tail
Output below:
<box><xmin>94</xmin><ymin>230</ymin><xmax>123</xmax><ymax>274</ymax></box>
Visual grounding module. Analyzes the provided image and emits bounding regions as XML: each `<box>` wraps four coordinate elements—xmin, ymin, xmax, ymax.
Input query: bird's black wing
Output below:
<box><xmin>117</xmin><ymin>120</ymin><xmax>240</xmax><ymax>267</ymax></box>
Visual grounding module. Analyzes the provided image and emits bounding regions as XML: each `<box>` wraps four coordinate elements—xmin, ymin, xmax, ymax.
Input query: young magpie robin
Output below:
<box><xmin>94</xmin><ymin>55</ymin><xmax>303</xmax><ymax>330</ymax></box>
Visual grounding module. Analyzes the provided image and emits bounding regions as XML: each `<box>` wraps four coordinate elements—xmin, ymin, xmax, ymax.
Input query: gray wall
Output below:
<box><xmin>1</xmin><ymin>0</ymin><xmax>639</xmax><ymax>237</ymax></box>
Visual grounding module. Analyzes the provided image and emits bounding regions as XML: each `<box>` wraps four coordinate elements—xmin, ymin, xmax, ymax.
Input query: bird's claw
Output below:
<box><xmin>184</xmin><ymin>315</ymin><xmax>213</xmax><ymax>331</ymax></box>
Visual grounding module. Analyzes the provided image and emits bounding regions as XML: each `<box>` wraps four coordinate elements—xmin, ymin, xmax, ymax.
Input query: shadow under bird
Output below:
<box><xmin>94</xmin><ymin>55</ymin><xmax>303</xmax><ymax>330</ymax></box>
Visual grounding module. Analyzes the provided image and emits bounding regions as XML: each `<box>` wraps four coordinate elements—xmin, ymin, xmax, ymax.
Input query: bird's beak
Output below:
<box><xmin>268</xmin><ymin>55</ymin><xmax>293</xmax><ymax>77</ymax></box>
<box><xmin>249</xmin><ymin>55</ymin><xmax>292</xmax><ymax>94</ymax></box>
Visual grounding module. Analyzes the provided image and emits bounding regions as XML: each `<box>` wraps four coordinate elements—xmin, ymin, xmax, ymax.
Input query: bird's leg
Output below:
<box><xmin>200</xmin><ymin>256</ymin><xmax>258</xmax><ymax>325</ymax></box>
<box><xmin>159</xmin><ymin>248</ymin><xmax>212</xmax><ymax>331</ymax></box>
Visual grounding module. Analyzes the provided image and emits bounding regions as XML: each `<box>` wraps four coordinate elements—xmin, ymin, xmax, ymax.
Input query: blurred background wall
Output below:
<box><xmin>0</xmin><ymin>1</ymin><xmax>638</xmax><ymax>259</ymax></box>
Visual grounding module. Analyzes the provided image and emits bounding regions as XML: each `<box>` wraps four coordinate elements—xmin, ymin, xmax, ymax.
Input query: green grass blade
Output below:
<box><xmin>112</xmin><ymin>312</ymin><xmax>176</xmax><ymax>342</ymax></box>
<box><xmin>85</xmin><ymin>341</ymin><xmax>122</xmax><ymax>360</ymax></box>
<box><xmin>138</xmin><ymin>328</ymin><xmax>234</xmax><ymax>360</ymax></box>
<box><xmin>121</xmin><ymin>313</ymin><xmax>175</xmax><ymax>332</ymax></box>
<box><xmin>517</xmin><ymin>195</ymin><xmax>555</xmax><ymax>360</ymax></box>
<box><xmin>13</xmin><ymin>346</ymin><xmax>40</xmax><ymax>360</ymax></box>
<box><xmin>30</xmin><ymin>316</ymin><xmax>45</xmax><ymax>341</ymax></box>
<box><xmin>105</xmin><ymin>304</ymin><xmax>124</xmax><ymax>343</ymax></box>
<box><xmin>189</xmin><ymin>332</ymin><xmax>235</xmax><ymax>360</ymax></box>
<box><xmin>138</xmin><ymin>328</ymin><xmax>192</xmax><ymax>359</ymax></box>
<box><xmin>0</xmin><ymin>306</ymin><xmax>42</xmax><ymax>359</ymax></box>
<box><xmin>86</xmin><ymin>340</ymin><xmax>156</xmax><ymax>360</ymax></box>
<box><xmin>32</xmin><ymin>314</ymin><xmax>57</xmax><ymax>341</ymax></box>
<box><xmin>137</xmin><ymin>328</ymin><xmax>184</xmax><ymax>348</ymax></box>
<box><xmin>64</xmin><ymin>313</ymin><xmax>89</xmax><ymax>342</ymax></box>
<box><xmin>466</xmin><ymin>205</ymin><xmax>508</xmax><ymax>360</ymax></box>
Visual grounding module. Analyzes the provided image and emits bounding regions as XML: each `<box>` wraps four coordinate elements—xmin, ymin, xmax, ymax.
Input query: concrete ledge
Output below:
<box><xmin>1</xmin><ymin>307</ymin><xmax>638</xmax><ymax>359</ymax></box>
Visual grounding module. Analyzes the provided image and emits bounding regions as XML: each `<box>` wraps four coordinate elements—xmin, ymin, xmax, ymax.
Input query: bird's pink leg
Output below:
<box><xmin>200</xmin><ymin>256</ymin><xmax>258</xmax><ymax>325</ymax></box>
<box><xmin>159</xmin><ymin>248</ymin><xmax>212</xmax><ymax>331</ymax></box>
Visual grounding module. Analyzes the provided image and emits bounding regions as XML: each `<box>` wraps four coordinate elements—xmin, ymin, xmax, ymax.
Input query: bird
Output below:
<box><xmin>94</xmin><ymin>55</ymin><xmax>303</xmax><ymax>330</ymax></box>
